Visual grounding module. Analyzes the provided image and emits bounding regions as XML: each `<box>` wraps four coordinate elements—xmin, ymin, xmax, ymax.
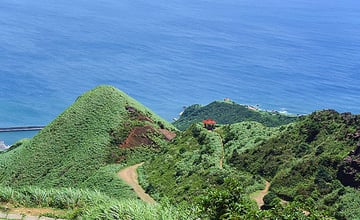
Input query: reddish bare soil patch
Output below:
<box><xmin>120</xmin><ymin>126</ymin><xmax>156</xmax><ymax>148</ymax></box>
<box><xmin>120</xmin><ymin>126</ymin><xmax>176</xmax><ymax>149</ymax></box>
<box><xmin>159</xmin><ymin>129</ymin><xmax>176</xmax><ymax>141</ymax></box>
<box><xmin>123</xmin><ymin>105</ymin><xmax>175</xmax><ymax>146</ymax></box>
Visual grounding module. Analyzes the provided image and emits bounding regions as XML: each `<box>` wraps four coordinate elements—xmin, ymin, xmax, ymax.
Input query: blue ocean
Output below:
<box><xmin>1</xmin><ymin>0</ymin><xmax>360</xmax><ymax>145</ymax></box>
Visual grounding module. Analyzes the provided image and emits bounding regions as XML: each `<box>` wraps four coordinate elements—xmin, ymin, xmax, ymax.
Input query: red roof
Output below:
<box><xmin>203</xmin><ymin>119</ymin><xmax>216</xmax><ymax>125</ymax></box>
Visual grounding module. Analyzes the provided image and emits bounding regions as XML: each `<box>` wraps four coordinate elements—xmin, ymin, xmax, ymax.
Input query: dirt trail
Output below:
<box><xmin>251</xmin><ymin>181</ymin><xmax>270</xmax><ymax>208</ymax></box>
<box><xmin>117</xmin><ymin>163</ymin><xmax>156</xmax><ymax>204</ymax></box>
<box><xmin>250</xmin><ymin>182</ymin><xmax>310</xmax><ymax>215</ymax></box>
<box><xmin>0</xmin><ymin>204</ymin><xmax>65</xmax><ymax>220</ymax></box>
<box><xmin>215</xmin><ymin>132</ymin><xmax>224</xmax><ymax>169</ymax></box>
<box><xmin>219</xmin><ymin>145</ymin><xmax>224</xmax><ymax>169</ymax></box>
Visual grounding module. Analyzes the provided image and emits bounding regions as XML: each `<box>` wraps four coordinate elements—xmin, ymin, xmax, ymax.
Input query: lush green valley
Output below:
<box><xmin>0</xmin><ymin>85</ymin><xmax>359</xmax><ymax>219</ymax></box>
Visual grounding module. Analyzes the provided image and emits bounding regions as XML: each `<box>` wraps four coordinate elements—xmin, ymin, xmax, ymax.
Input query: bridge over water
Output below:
<box><xmin>0</xmin><ymin>126</ymin><xmax>45</xmax><ymax>132</ymax></box>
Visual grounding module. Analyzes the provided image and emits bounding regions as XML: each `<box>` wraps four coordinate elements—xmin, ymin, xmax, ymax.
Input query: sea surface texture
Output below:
<box><xmin>0</xmin><ymin>0</ymin><xmax>359</xmax><ymax>144</ymax></box>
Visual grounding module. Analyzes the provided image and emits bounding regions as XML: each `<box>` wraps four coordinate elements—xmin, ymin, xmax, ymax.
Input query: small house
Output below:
<box><xmin>203</xmin><ymin>118</ymin><xmax>216</xmax><ymax>130</ymax></box>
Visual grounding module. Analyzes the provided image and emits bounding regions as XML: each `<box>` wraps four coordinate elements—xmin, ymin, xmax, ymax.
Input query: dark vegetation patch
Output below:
<box><xmin>337</xmin><ymin>142</ymin><xmax>360</xmax><ymax>187</ymax></box>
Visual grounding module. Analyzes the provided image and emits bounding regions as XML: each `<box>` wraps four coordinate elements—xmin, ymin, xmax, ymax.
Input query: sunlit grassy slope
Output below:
<box><xmin>0</xmin><ymin>85</ymin><xmax>175</xmax><ymax>197</ymax></box>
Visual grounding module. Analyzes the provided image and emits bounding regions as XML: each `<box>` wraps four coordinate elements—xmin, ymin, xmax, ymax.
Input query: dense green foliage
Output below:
<box><xmin>141</xmin><ymin>123</ymin><xmax>266</xmax><ymax>210</ymax></box>
<box><xmin>141</xmin><ymin>121</ymin><xmax>330</xmax><ymax>219</ymax></box>
<box><xmin>231</xmin><ymin>110</ymin><xmax>360</xmax><ymax>217</ymax></box>
<box><xmin>220</xmin><ymin>121</ymin><xmax>281</xmax><ymax>159</ymax></box>
<box><xmin>142</xmin><ymin>123</ymin><xmax>229</xmax><ymax>203</ymax></box>
<box><xmin>173</xmin><ymin>101</ymin><xmax>297</xmax><ymax>130</ymax></box>
<box><xmin>196</xmin><ymin>178</ymin><xmax>328</xmax><ymax>219</ymax></box>
<box><xmin>141</xmin><ymin>121</ymin><xmax>281</xmax><ymax>202</ymax></box>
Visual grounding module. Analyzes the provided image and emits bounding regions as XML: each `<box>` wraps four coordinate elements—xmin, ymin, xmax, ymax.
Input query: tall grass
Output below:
<box><xmin>0</xmin><ymin>186</ymin><xmax>109</xmax><ymax>209</ymax></box>
<box><xmin>84</xmin><ymin>200</ymin><xmax>196</xmax><ymax>220</ymax></box>
<box><xmin>0</xmin><ymin>186</ymin><xmax>194</xmax><ymax>220</ymax></box>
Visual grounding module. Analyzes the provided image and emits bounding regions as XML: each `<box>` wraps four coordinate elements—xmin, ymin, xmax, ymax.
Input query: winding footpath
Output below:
<box><xmin>219</xmin><ymin>137</ymin><xmax>224</xmax><ymax>170</ymax></box>
<box><xmin>251</xmin><ymin>181</ymin><xmax>271</xmax><ymax>208</ymax></box>
<box><xmin>117</xmin><ymin>163</ymin><xmax>156</xmax><ymax>204</ymax></box>
<box><xmin>0</xmin><ymin>163</ymin><xmax>154</xmax><ymax>219</ymax></box>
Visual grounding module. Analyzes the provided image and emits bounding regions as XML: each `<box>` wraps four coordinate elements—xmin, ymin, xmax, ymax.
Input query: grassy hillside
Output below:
<box><xmin>140</xmin><ymin>123</ymin><xmax>264</xmax><ymax>218</ymax></box>
<box><xmin>173</xmin><ymin>101</ymin><xmax>297</xmax><ymax>130</ymax></box>
<box><xmin>142</xmin><ymin>111</ymin><xmax>360</xmax><ymax>219</ymax></box>
<box><xmin>142</xmin><ymin>122</ymin><xmax>281</xmax><ymax>199</ymax></box>
<box><xmin>220</xmin><ymin>121</ymin><xmax>282</xmax><ymax>158</ymax></box>
<box><xmin>230</xmin><ymin>110</ymin><xmax>360</xmax><ymax>218</ymax></box>
<box><xmin>0</xmin><ymin>85</ymin><xmax>175</xmax><ymax>198</ymax></box>
<box><xmin>0</xmin><ymin>85</ymin><xmax>358</xmax><ymax>219</ymax></box>
<box><xmin>141</xmin><ymin>124</ymin><xmax>228</xmax><ymax>203</ymax></box>
<box><xmin>141</xmin><ymin>121</ymin><xmax>331</xmax><ymax>219</ymax></box>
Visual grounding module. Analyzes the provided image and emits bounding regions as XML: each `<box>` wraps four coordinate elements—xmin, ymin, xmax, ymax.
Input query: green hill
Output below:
<box><xmin>141</xmin><ymin>110</ymin><xmax>360</xmax><ymax>219</ymax></box>
<box><xmin>0</xmin><ymin>85</ymin><xmax>175</xmax><ymax>197</ymax></box>
<box><xmin>1</xmin><ymin>86</ymin><xmax>359</xmax><ymax>219</ymax></box>
<box><xmin>173</xmin><ymin>101</ymin><xmax>297</xmax><ymax>130</ymax></box>
<box><xmin>230</xmin><ymin>110</ymin><xmax>360</xmax><ymax>219</ymax></box>
<box><xmin>141</xmin><ymin>119</ymin><xmax>334</xmax><ymax>218</ymax></box>
<box><xmin>141</xmin><ymin>121</ymin><xmax>280</xmax><ymax>203</ymax></box>
<box><xmin>140</xmin><ymin>122</ymin><xmax>267</xmax><ymax>218</ymax></box>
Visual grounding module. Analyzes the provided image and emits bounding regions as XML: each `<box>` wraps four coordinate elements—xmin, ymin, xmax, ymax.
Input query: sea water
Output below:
<box><xmin>1</xmin><ymin>0</ymin><xmax>360</xmax><ymax>144</ymax></box>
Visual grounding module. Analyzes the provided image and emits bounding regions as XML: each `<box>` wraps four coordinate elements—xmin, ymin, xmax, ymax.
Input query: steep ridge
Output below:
<box><xmin>0</xmin><ymin>85</ymin><xmax>176</xmax><ymax>196</ymax></box>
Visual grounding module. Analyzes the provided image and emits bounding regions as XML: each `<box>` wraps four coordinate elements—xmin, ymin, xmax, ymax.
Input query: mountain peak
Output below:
<box><xmin>0</xmin><ymin>85</ymin><xmax>175</xmax><ymax>188</ymax></box>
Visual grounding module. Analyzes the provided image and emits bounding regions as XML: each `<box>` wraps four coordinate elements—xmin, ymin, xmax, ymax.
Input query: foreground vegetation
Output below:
<box><xmin>0</xmin><ymin>86</ymin><xmax>359</xmax><ymax>219</ymax></box>
<box><xmin>141</xmin><ymin>122</ymin><xmax>332</xmax><ymax>219</ymax></box>
<box><xmin>229</xmin><ymin>110</ymin><xmax>360</xmax><ymax>219</ymax></box>
<box><xmin>0</xmin><ymin>186</ymin><xmax>193</xmax><ymax>219</ymax></box>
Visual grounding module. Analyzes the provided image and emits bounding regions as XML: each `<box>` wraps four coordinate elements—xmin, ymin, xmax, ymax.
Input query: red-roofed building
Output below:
<box><xmin>203</xmin><ymin>118</ymin><xmax>216</xmax><ymax>130</ymax></box>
